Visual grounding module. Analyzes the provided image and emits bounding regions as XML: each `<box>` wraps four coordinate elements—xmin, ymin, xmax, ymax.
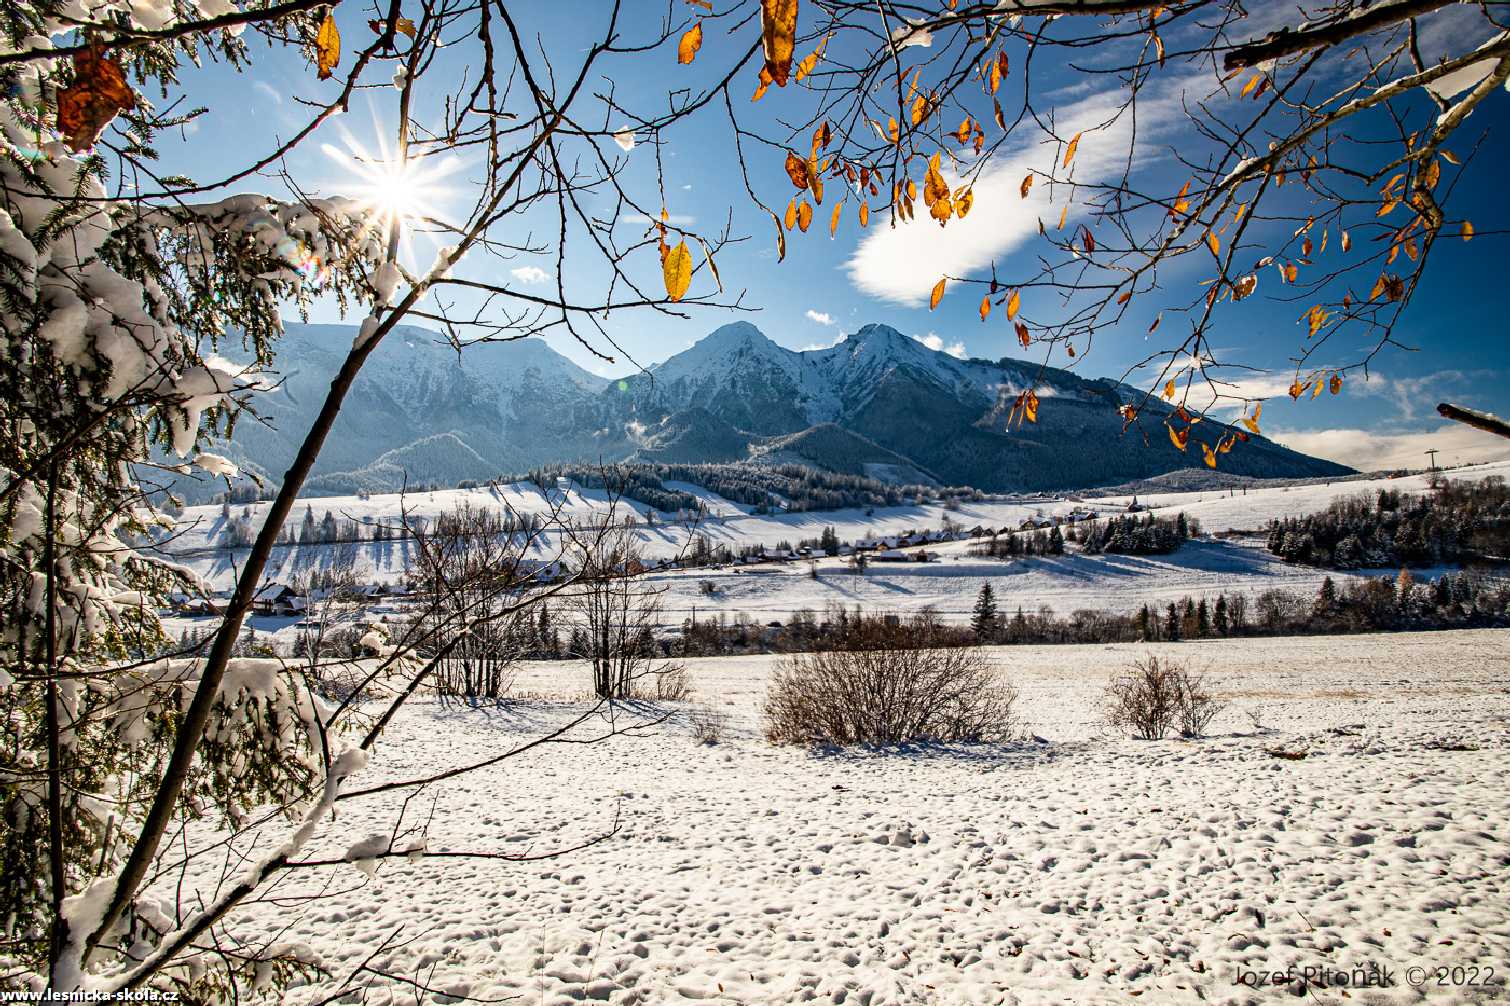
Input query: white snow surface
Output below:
<box><xmin>164</xmin><ymin>462</ymin><xmax>1510</xmax><ymax>632</ymax></box>
<box><xmin>162</xmin><ymin>630</ymin><xmax>1510</xmax><ymax>1004</ymax></box>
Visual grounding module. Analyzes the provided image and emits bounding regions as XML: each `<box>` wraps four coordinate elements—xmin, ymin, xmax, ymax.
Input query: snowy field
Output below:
<box><xmin>159</xmin><ymin>460</ymin><xmax>1510</xmax><ymax>644</ymax></box>
<box><xmin>196</xmin><ymin>630</ymin><xmax>1510</xmax><ymax>1005</ymax></box>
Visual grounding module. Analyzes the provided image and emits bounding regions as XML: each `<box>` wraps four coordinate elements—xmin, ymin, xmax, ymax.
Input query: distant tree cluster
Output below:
<box><xmin>1267</xmin><ymin>477</ymin><xmax>1510</xmax><ymax>569</ymax></box>
<box><xmin>970</xmin><ymin>525</ymin><xmax>1065</xmax><ymax>558</ymax></box>
<box><xmin>658</xmin><ymin>569</ymin><xmax>1509</xmax><ymax>659</ymax></box>
<box><xmin>514</xmin><ymin>462</ymin><xmax>975</xmax><ymax>515</ymax></box>
<box><xmin>1081</xmin><ymin>513</ymin><xmax>1195</xmax><ymax>556</ymax></box>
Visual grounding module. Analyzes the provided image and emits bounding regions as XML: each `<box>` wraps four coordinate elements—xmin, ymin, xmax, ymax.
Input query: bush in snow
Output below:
<box><xmin>1103</xmin><ymin>656</ymin><xmax>1223</xmax><ymax>740</ymax></box>
<box><xmin>764</xmin><ymin>621</ymin><xmax>1017</xmax><ymax>746</ymax></box>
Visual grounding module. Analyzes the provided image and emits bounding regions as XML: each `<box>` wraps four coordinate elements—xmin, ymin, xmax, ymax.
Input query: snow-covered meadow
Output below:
<box><xmin>160</xmin><ymin>462</ymin><xmax>1510</xmax><ymax>644</ymax></box>
<box><xmin>192</xmin><ymin>629</ymin><xmax>1508</xmax><ymax>1005</ymax></box>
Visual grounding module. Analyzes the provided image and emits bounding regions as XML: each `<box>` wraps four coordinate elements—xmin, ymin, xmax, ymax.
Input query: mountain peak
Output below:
<box><xmin>849</xmin><ymin>323</ymin><xmax>909</xmax><ymax>344</ymax></box>
<box><xmin>699</xmin><ymin>321</ymin><xmax>776</xmax><ymax>350</ymax></box>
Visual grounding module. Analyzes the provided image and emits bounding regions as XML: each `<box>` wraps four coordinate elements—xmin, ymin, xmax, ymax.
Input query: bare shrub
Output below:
<box><xmin>688</xmin><ymin>707</ymin><xmax>727</xmax><ymax>745</ymax></box>
<box><xmin>763</xmin><ymin>621</ymin><xmax>1017</xmax><ymax>746</ymax></box>
<box><xmin>633</xmin><ymin>664</ymin><xmax>693</xmax><ymax>703</ymax></box>
<box><xmin>1104</xmin><ymin>656</ymin><xmax>1223</xmax><ymax>740</ymax></box>
<box><xmin>1174</xmin><ymin>670</ymin><xmax>1225</xmax><ymax>739</ymax></box>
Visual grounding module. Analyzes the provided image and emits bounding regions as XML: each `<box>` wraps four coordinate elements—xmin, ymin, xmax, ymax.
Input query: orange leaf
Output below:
<box><xmin>1201</xmin><ymin>442</ymin><xmax>1217</xmax><ymax>468</ymax></box>
<box><xmin>1015</xmin><ymin>322</ymin><xmax>1030</xmax><ymax>348</ymax></box>
<box><xmin>1329</xmin><ymin>373</ymin><xmax>1342</xmax><ymax>395</ymax></box>
<box><xmin>1463</xmin><ymin>220</ymin><xmax>1474</xmax><ymax>241</ymax></box>
<box><xmin>1063</xmin><ymin>131</ymin><xmax>1082</xmax><ymax>167</ymax></box>
<box><xmin>1162</xmin><ymin>379</ymin><xmax>1176</xmax><ymax>400</ymax></box>
<box><xmin>1006</xmin><ymin>289</ymin><xmax>1021</xmax><ymax>320</ymax></box>
<box><xmin>930</xmin><ymin>277</ymin><xmax>946</xmax><ymax>310</ymax></box>
<box><xmin>1057</xmin><ymin>204</ymin><xmax>1068</xmax><ymax>231</ymax></box>
<box><xmin>663</xmin><ymin>241</ymin><xmax>693</xmax><ymax>301</ymax></box>
<box><xmin>1341</xmin><ymin>229</ymin><xmax>1352</xmax><ymax>253</ymax></box>
<box><xmin>979</xmin><ymin>295</ymin><xmax>991</xmax><ymax>322</ymax></box>
<box><xmin>797</xmin><ymin>200</ymin><xmax>813</xmax><ymax>232</ymax></box>
<box><xmin>1205</xmin><ymin>231</ymin><xmax>1220</xmax><ymax>257</ymax></box>
<box><xmin>784</xmin><ymin>151</ymin><xmax>810</xmax><ymax>189</ymax></box>
<box><xmin>1020</xmin><ymin>173</ymin><xmax>1034</xmax><ymax>199</ymax></box>
<box><xmin>759</xmin><ymin>0</ymin><xmax>798</xmax><ymax>86</ymax></box>
<box><xmin>829</xmin><ymin>201</ymin><xmax>841</xmax><ymax>237</ymax></box>
<box><xmin>1024</xmin><ymin>389</ymin><xmax>1039</xmax><ymax>423</ymax></box>
<box><xmin>859</xmin><ymin>201</ymin><xmax>869</xmax><ymax>227</ymax></box>
<box><xmin>752</xmin><ymin>65</ymin><xmax>773</xmax><ymax>101</ymax></box>
<box><xmin>56</xmin><ymin>44</ymin><xmax>137</xmax><ymax>151</ymax></box>
<box><xmin>1168</xmin><ymin>425</ymin><xmax>1189</xmax><ymax>451</ymax></box>
<box><xmin>783</xmin><ymin>199</ymin><xmax>797</xmax><ymax>230</ymax></box>
<box><xmin>677</xmin><ymin>20</ymin><xmax>703</xmax><ymax>64</ymax></box>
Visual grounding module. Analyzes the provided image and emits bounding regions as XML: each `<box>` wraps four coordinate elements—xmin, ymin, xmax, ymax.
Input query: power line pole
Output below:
<box><xmin>1425</xmin><ymin>448</ymin><xmax>1439</xmax><ymax>472</ymax></box>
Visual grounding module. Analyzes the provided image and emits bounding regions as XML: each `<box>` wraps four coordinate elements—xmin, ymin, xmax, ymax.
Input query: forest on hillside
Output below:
<box><xmin>1267</xmin><ymin>476</ymin><xmax>1510</xmax><ymax>569</ymax></box>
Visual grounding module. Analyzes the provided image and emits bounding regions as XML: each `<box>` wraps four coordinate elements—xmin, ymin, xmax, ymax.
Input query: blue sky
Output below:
<box><xmin>153</xmin><ymin>3</ymin><xmax>1510</xmax><ymax>472</ymax></box>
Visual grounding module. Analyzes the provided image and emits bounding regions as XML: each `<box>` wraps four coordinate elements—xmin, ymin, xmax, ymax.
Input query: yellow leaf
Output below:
<box><xmin>1024</xmin><ymin>389</ymin><xmax>1039</xmax><ymax>423</ymax></box>
<box><xmin>1205</xmin><ymin>231</ymin><xmax>1219</xmax><ymax>257</ymax></box>
<box><xmin>1201</xmin><ymin>442</ymin><xmax>1216</xmax><ymax>468</ymax></box>
<box><xmin>677</xmin><ymin>20</ymin><xmax>703</xmax><ymax>64</ymax></box>
<box><xmin>797</xmin><ymin>200</ymin><xmax>813</xmax><ymax>232</ymax></box>
<box><xmin>829</xmin><ymin>201</ymin><xmax>841</xmax><ymax>237</ymax></box>
<box><xmin>316</xmin><ymin>11</ymin><xmax>341</xmax><ymax>80</ymax></box>
<box><xmin>859</xmin><ymin>201</ymin><xmax>869</xmax><ymax>228</ymax></box>
<box><xmin>1057</xmin><ymin>204</ymin><xmax>1068</xmax><ymax>231</ymax></box>
<box><xmin>930</xmin><ymin>277</ymin><xmax>946</xmax><ymax>310</ymax></box>
<box><xmin>759</xmin><ymin>0</ymin><xmax>798</xmax><ymax>86</ymax></box>
<box><xmin>957</xmin><ymin>189</ymin><xmax>973</xmax><ymax>218</ymax></box>
<box><xmin>1241</xmin><ymin>415</ymin><xmax>1261</xmax><ymax>435</ymax></box>
<box><xmin>1289</xmin><ymin>380</ymin><xmax>1306</xmax><ymax>399</ymax></box>
<box><xmin>1463</xmin><ymin>220</ymin><xmax>1474</xmax><ymax>241</ymax></box>
<box><xmin>979</xmin><ymin>295</ymin><xmax>991</xmax><ymax>322</ymax></box>
<box><xmin>1168</xmin><ymin>424</ymin><xmax>1188</xmax><ymax>451</ymax></box>
<box><xmin>783</xmin><ymin>198</ymin><xmax>797</xmax><ymax>230</ymax></box>
<box><xmin>1162</xmin><ymin>379</ymin><xmax>1176</xmax><ymax>400</ymax></box>
<box><xmin>1240</xmin><ymin>72</ymin><xmax>1260</xmax><ymax>97</ymax></box>
<box><xmin>663</xmin><ymin>241</ymin><xmax>692</xmax><ymax>301</ymax></box>
<box><xmin>1063</xmin><ymin>131</ymin><xmax>1082</xmax><ymax>168</ymax></box>
<box><xmin>1311</xmin><ymin>375</ymin><xmax>1323</xmax><ymax>399</ymax></box>
<box><xmin>1006</xmin><ymin>289</ymin><xmax>1021</xmax><ymax>320</ymax></box>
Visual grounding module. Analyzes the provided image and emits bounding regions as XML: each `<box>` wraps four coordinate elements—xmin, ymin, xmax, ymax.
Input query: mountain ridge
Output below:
<box><xmin>188</xmin><ymin>320</ymin><xmax>1351</xmax><ymax>502</ymax></box>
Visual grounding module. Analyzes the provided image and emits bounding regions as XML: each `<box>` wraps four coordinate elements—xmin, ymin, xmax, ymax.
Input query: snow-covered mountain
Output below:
<box><xmin>607</xmin><ymin>322</ymin><xmax>1349</xmax><ymax>489</ymax></box>
<box><xmin>192</xmin><ymin>319</ymin><xmax>1349</xmax><ymax>501</ymax></box>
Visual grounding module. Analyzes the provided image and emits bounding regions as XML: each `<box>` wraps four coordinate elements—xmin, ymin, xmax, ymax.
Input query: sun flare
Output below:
<box><xmin>322</xmin><ymin>129</ymin><xmax>461</xmax><ymax>264</ymax></box>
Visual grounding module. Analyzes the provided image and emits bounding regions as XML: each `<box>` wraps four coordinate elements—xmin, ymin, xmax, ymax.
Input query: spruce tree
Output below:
<box><xmin>1165</xmin><ymin>603</ymin><xmax>1181</xmax><ymax>641</ymax></box>
<box><xmin>971</xmin><ymin>583</ymin><xmax>1000</xmax><ymax>640</ymax></box>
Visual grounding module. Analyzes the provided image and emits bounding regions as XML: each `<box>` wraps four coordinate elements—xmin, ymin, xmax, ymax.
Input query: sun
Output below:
<box><xmin>322</xmin><ymin>128</ymin><xmax>461</xmax><ymax>262</ymax></box>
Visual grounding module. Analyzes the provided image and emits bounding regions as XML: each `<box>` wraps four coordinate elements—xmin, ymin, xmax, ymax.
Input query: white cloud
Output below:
<box><xmin>1273</xmin><ymin>423</ymin><xmax>1510</xmax><ymax>473</ymax></box>
<box><xmin>623</xmin><ymin>213</ymin><xmax>696</xmax><ymax>226</ymax></box>
<box><xmin>805</xmin><ymin>310</ymin><xmax>836</xmax><ymax>326</ymax></box>
<box><xmin>916</xmin><ymin>332</ymin><xmax>945</xmax><ymax>351</ymax></box>
<box><xmin>845</xmin><ymin>77</ymin><xmax>1193</xmax><ymax>305</ymax></box>
<box><xmin>510</xmin><ymin>266</ymin><xmax>550</xmax><ymax>284</ymax></box>
<box><xmin>253</xmin><ymin>80</ymin><xmax>282</xmax><ymax>105</ymax></box>
<box><xmin>945</xmin><ymin>341</ymin><xmax>967</xmax><ymax>359</ymax></box>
